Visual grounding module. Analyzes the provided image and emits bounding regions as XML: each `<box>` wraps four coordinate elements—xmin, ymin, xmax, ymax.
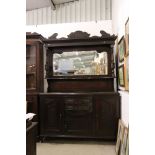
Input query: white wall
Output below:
<box><xmin>26</xmin><ymin>21</ymin><xmax>112</xmax><ymax>92</ymax></box>
<box><xmin>119</xmin><ymin>91</ymin><xmax>129</xmax><ymax>126</ymax></box>
<box><xmin>112</xmin><ymin>0</ymin><xmax>129</xmax><ymax>126</ymax></box>
<box><xmin>112</xmin><ymin>0</ymin><xmax>129</xmax><ymax>39</ymax></box>
<box><xmin>26</xmin><ymin>20</ymin><xmax>112</xmax><ymax>38</ymax></box>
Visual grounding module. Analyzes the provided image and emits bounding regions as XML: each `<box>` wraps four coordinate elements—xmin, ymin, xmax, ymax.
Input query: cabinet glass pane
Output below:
<box><xmin>26</xmin><ymin>45</ymin><xmax>36</xmax><ymax>89</ymax></box>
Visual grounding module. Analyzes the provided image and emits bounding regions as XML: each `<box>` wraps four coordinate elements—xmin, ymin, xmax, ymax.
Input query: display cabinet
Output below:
<box><xmin>26</xmin><ymin>32</ymin><xmax>44</xmax><ymax>93</ymax></box>
<box><xmin>26</xmin><ymin>32</ymin><xmax>44</xmax><ymax>130</ymax></box>
<box><xmin>39</xmin><ymin>31</ymin><xmax>120</xmax><ymax>141</ymax></box>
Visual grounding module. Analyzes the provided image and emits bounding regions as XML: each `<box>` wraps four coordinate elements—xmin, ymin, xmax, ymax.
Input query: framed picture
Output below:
<box><xmin>125</xmin><ymin>18</ymin><xmax>129</xmax><ymax>56</ymax></box>
<box><xmin>116</xmin><ymin>119</ymin><xmax>125</xmax><ymax>155</ymax></box>
<box><xmin>120</xmin><ymin>127</ymin><xmax>128</xmax><ymax>155</ymax></box>
<box><xmin>118</xmin><ymin>65</ymin><xmax>125</xmax><ymax>87</ymax></box>
<box><xmin>124</xmin><ymin>56</ymin><xmax>129</xmax><ymax>91</ymax></box>
<box><xmin>118</xmin><ymin>36</ymin><xmax>126</xmax><ymax>62</ymax></box>
<box><xmin>125</xmin><ymin>132</ymin><xmax>129</xmax><ymax>155</ymax></box>
<box><xmin>115</xmin><ymin>35</ymin><xmax>119</xmax><ymax>57</ymax></box>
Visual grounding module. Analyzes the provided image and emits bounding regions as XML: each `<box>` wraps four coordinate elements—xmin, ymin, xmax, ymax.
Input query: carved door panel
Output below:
<box><xmin>95</xmin><ymin>94</ymin><xmax>120</xmax><ymax>140</ymax></box>
<box><xmin>40</xmin><ymin>96</ymin><xmax>62</xmax><ymax>135</ymax></box>
<box><xmin>64</xmin><ymin>96</ymin><xmax>93</xmax><ymax>136</ymax></box>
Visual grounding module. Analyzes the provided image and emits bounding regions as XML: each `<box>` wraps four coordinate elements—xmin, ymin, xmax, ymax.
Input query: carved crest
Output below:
<box><xmin>46</xmin><ymin>30</ymin><xmax>115</xmax><ymax>41</ymax></box>
<box><xmin>31</xmin><ymin>32</ymin><xmax>41</xmax><ymax>35</ymax></box>
<box><xmin>67</xmin><ymin>31</ymin><xmax>90</xmax><ymax>39</ymax></box>
<box><xmin>91</xmin><ymin>36</ymin><xmax>100</xmax><ymax>39</ymax></box>
<box><xmin>48</xmin><ymin>33</ymin><xmax>58</xmax><ymax>39</ymax></box>
<box><xmin>100</xmin><ymin>30</ymin><xmax>111</xmax><ymax>37</ymax></box>
<box><xmin>26</xmin><ymin>32</ymin><xmax>45</xmax><ymax>41</ymax></box>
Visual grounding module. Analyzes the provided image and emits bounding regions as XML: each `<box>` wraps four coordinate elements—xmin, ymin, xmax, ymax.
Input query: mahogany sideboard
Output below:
<box><xmin>38</xmin><ymin>30</ymin><xmax>120</xmax><ymax>141</ymax></box>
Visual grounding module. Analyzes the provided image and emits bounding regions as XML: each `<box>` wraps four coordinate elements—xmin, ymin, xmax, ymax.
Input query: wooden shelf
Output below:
<box><xmin>46</xmin><ymin>75</ymin><xmax>116</xmax><ymax>80</ymax></box>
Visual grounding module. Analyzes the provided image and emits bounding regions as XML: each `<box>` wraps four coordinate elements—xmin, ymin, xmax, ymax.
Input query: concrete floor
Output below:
<box><xmin>37</xmin><ymin>140</ymin><xmax>116</xmax><ymax>155</ymax></box>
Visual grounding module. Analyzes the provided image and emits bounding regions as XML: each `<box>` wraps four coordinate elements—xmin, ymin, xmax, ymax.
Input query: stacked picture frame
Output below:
<box><xmin>115</xmin><ymin>17</ymin><xmax>129</xmax><ymax>155</ymax></box>
<box><xmin>117</xmin><ymin>18</ymin><xmax>129</xmax><ymax>91</ymax></box>
<box><xmin>116</xmin><ymin>119</ymin><xmax>129</xmax><ymax>155</ymax></box>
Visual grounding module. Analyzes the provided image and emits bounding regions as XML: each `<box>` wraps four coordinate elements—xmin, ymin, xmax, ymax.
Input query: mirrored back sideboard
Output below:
<box><xmin>39</xmin><ymin>31</ymin><xmax>120</xmax><ymax>141</ymax></box>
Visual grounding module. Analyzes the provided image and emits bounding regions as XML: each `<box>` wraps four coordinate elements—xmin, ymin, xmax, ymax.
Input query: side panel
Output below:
<box><xmin>94</xmin><ymin>94</ymin><xmax>120</xmax><ymax>140</ymax></box>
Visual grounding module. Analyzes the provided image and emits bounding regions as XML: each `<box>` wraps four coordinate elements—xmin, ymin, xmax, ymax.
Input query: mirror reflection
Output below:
<box><xmin>53</xmin><ymin>51</ymin><xmax>108</xmax><ymax>76</ymax></box>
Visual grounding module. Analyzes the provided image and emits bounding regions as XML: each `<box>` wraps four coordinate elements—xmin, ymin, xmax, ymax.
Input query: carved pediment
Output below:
<box><xmin>31</xmin><ymin>32</ymin><xmax>41</xmax><ymax>35</ymax></box>
<box><xmin>91</xmin><ymin>36</ymin><xmax>100</xmax><ymax>39</ymax></box>
<box><xmin>48</xmin><ymin>33</ymin><xmax>58</xmax><ymax>39</ymax></box>
<box><xmin>47</xmin><ymin>30</ymin><xmax>114</xmax><ymax>40</ymax></box>
<box><xmin>26</xmin><ymin>32</ymin><xmax>45</xmax><ymax>41</ymax></box>
<box><xmin>59</xmin><ymin>37</ymin><xmax>67</xmax><ymax>40</ymax></box>
<box><xmin>100</xmin><ymin>30</ymin><xmax>115</xmax><ymax>38</ymax></box>
<box><xmin>67</xmin><ymin>31</ymin><xmax>90</xmax><ymax>39</ymax></box>
<box><xmin>100</xmin><ymin>30</ymin><xmax>111</xmax><ymax>37</ymax></box>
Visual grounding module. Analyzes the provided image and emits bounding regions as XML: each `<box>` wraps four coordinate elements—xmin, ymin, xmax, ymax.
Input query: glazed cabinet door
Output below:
<box><xmin>40</xmin><ymin>96</ymin><xmax>62</xmax><ymax>136</ymax></box>
<box><xmin>26</xmin><ymin>43</ymin><xmax>37</xmax><ymax>92</ymax></box>
<box><xmin>94</xmin><ymin>94</ymin><xmax>120</xmax><ymax>140</ymax></box>
<box><xmin>26</xmin><ymin>41</ymin><xmax>44</xmax><ymax>93</ymax></box>
<box><xmin>64</xmin><ymin>96</ymin><xmax>94</xmax><ymax>136</ymax></box>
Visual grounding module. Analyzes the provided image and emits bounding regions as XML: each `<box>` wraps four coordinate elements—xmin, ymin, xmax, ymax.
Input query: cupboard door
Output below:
<box><xmin>95</xmin><ymin>94</ymin><xmax>120</xmax><ymax>140</ymax></box>
<box><xmin>64</xmin><ymin>96</ymin><xmax>93</xmax><ymax>136</ymax></box>
<box><xmin>26</xmin><ymin>123</ymin><xmax>37</xmax><ymax>155</ymax></box>
<box><xmin>40</xmin><ymin>96</ymin><xmax>62</xmax><ymax>135</ymax></box>
<box><xmin>26</xmin><ymin>94</ymin><xmax>39</xmax><ymax>137</ymax></box>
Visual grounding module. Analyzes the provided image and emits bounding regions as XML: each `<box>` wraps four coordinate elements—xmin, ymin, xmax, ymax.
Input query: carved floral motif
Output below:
<box><xmin>47</xmin><ymin>30</ymin><xmax>114</xmax><ymax>40</ymax></box>
<box><xmin>67</xmin><ymin>31</ymin><xmax>90</xmax><ymax>39</ymax></box>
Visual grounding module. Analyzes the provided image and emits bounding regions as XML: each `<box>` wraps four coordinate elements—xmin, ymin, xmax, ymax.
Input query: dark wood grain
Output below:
<box><xmin>26</xmin><ymin>33</ymin><xmax>44</xmax><ymax>137</ymax></box>
<box><xmin>47</xmin><ymin>78</ymin><xmax>114</xmax><ymax>92</ymax></box>
<box><xmin>38</xmin><ymin>30</ymin><xmax>120</xmax><ymax>141</ymax></box>
<box><xmin>39</xmin><ymin>93</ymin><xmax>120</xmax><ymax>140</ymax></box>
<box><xmin>26</xmin><ymin>122</ymin><xmax>38</xmax><ymax>155</ymax></box>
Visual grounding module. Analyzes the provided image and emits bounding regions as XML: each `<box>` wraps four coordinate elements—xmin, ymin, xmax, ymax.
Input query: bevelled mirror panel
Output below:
<box><xmin>53</xmin><ymin>51</ymin><xmax>108</xmax><ymax>76</ymax></box>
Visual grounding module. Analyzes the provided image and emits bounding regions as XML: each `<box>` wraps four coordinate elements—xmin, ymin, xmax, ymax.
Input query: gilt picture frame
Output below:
<box><xmin>116</xmin><ymin>119</ymin><xmax>125</xmax><ymax>155</ymax></box>
<box><xmin>125</xmin><ymin>131</ymin><xmax>129</xmax><ymax>155</ymax></box>
<box><xmin>118</xmin><ymin>64</ymin><xmax>125</xmax><ymax>87</ymax></box>
<box><xmin>125</xmin><ymin>18</ymin><xmax>129</xmax><ymax>56</ymax></box>
<box><xmin>118</xmin><ymin>36</ymin><xmax>126</xmax><ymax>62</ymax></box>
<box><xmin>124</xmin><ymin>56</ymin><xmax>129</xmax><ymax>91</ymax></box>
<box><xmin>120</xmin><ymin>127</ymin><xmax>128</xmax><ymax>155</ymax></box>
